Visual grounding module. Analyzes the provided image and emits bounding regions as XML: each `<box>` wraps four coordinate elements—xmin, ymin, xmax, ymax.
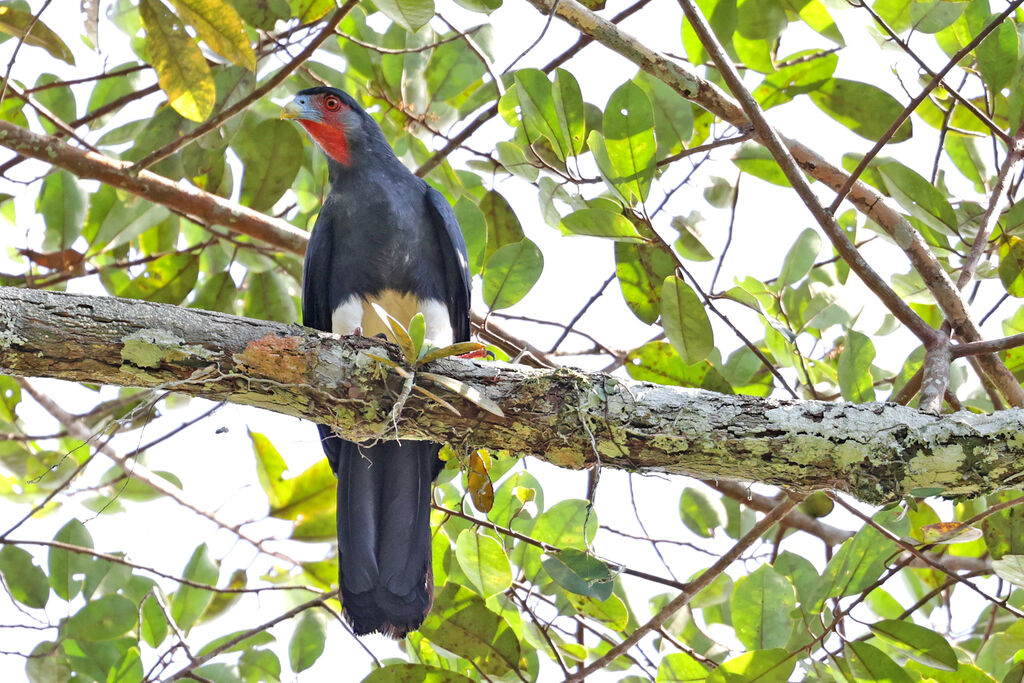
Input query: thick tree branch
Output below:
<box><xmin>3</xmin><ymin>287</ymin><xmax>1024</xmax><ymax>505</ymax></box>
<box><xmin>0</xmin><ymin>120</ymin><xmax>310</xmax><ymax>255</ymax></box>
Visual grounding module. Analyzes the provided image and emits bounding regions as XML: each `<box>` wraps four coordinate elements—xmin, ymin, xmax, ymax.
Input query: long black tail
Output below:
<box><xmin>319</xmin><ymin>425</ymin><xmax>441</xmax><ymax>638</ymax></box>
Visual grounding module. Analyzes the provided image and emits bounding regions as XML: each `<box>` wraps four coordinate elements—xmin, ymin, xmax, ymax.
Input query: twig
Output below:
<box><xmin>958</xmin><ymin>125</ymin><xmax>1024</xmax><ymax>289</ymax></box>
<box><xmin>163</xmin><ymin>592</ymin><xmax>339</xmax><ymax>681</ymax></box>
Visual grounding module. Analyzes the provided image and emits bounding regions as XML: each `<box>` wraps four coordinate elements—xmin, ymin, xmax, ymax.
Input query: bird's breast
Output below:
<box><xmin>332</xmin><ymin>291</ymin><xmax>453</xmax><ymax>346</ymax></box>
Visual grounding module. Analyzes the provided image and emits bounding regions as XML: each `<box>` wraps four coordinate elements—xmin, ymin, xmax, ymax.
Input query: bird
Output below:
<box><xmin>282</xmin><ymin>87</ymin><xmax>470</xmax><ymax>638</ymax></box>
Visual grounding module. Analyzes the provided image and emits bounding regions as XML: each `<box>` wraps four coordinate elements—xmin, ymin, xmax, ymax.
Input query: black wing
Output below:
<box><xmin>301</xmin><ymin>210</ymin><xmax>335</xmax><ymax>334</ymax></box>
<box><xmin>424</xmin><ymin>186</ymin><xmax>471</xmax><ymax>343</ymax></box>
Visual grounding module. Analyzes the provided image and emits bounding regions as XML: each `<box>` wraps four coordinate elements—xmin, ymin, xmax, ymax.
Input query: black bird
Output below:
<box><xmin>282</xmin><ymin>87</ymin><xmax>470</xmax><ymax>638</ymax></box>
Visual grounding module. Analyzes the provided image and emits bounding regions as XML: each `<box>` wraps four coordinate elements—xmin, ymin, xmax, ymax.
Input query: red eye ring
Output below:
<box><xmin>324</xmin><ymin>96</ymin><xmax>341</xmax><ymax>111</ymax></box>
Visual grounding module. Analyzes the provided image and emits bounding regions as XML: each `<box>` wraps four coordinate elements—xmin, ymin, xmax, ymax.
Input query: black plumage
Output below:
<box><xmin>283</xmin><ymin>87</ymin><xmax>470</xmax><ymax>637</ymax></box>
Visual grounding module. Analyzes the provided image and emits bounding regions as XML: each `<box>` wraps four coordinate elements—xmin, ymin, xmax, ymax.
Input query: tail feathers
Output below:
<box><xmin>330</xmin><ymin>435</ymin><xmax>438</xmax><ymax>638</ymax></box>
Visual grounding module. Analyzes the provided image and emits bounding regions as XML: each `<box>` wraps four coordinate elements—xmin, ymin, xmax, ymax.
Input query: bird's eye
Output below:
<box><xmin>324</xmin><ymin>96</ymin><xmax>341</xmax><ymax>111</ymax></box>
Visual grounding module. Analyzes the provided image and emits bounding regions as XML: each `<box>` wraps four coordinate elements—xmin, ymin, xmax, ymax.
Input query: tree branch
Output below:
<box><xmin>4</xmin><ymin>287</ymin><xmax>1024</xmax><ymax>505</ymax></box>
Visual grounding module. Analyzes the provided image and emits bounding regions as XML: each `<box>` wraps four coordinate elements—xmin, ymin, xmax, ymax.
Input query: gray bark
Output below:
<box><xmin>2</xmin><ymin>286</ymin><xmax>1022</xmax><ymax>504</ymax></box>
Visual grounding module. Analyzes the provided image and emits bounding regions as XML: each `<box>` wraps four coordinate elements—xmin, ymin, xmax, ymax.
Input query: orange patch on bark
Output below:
<box><xmin>236</xmin><ymin>334</ymin><xmax>308</xmax><ymax>384</ymax></box>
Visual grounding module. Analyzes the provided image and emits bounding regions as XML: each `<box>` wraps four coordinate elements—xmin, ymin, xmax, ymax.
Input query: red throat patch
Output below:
<box><xmin>299</xmin><ymin>119</ymin><xmax>350</xmax><ymax>166</ymax></box>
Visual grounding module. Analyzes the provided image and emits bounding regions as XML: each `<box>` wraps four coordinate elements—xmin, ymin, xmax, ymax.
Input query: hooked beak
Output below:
<box><xmin>281</xmin><ymin>99</ymin><xmax>307</xmax><ymax>121</ymax></box>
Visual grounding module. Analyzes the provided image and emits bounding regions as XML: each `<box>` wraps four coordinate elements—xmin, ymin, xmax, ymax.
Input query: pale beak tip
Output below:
<box><xmin>281</xmin><ymin>100</ymin><xmax>303</xmax><ymax>120</ymax></box>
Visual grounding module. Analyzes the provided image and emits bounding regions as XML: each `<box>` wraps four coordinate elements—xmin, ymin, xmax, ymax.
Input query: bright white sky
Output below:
<box><xmin>0</xmin><ymin>0</ymin><xmax>1001</xmax><ymax>680</ymax></box>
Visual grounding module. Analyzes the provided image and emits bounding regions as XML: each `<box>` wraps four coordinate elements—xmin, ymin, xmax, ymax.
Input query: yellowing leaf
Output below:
<box><xmin>139</xmin><ymin>0</ymin><xmax>216</xmax><ymax>122</ymax></box>
<box><xmin>168</xmin><ymin>0</ymin><xmax>257</xmax><ymax>70</ymax></box>
<box><xmin>468</xmin><ymin>450</ymin><xmax>494</xmax><ymax>512</ymax></box>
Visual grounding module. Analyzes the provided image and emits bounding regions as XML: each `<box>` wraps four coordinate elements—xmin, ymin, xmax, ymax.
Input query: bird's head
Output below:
<box><xmin>281</xmin><ymin>87</ymin><xmax>365</xmax><ymax>166</ymax></box>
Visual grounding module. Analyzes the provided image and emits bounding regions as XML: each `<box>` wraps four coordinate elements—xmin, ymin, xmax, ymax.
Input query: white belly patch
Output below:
<box><xmin>332</xmin><ymin>291</ymin><xmax>453</xmax><ymax>346</ymax></box>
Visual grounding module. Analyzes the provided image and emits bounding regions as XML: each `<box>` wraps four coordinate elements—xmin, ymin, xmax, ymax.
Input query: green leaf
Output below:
<box><xmin>679</xmin><ymin>487</ymin><xmax>725</xmax><ymax>538</ymax></box>
<box><xmin>753</xmin><ymin>49</ymin><xmax>838</xmax><ymax>109</ymax></box>
<box><xmin>838</xmin><ymin>330</ymin><xmax>876</xmax><ymax>402</ymax></box>
<box><xmin>249</xmin><ymin>430</ymin><xmax>292</xmax><ymax>509</ymax></box>
<box><xmin>1000</xmin><ymin>238</ymin><xmax>1024</xmax><ymax>297</ymax></box>
<box><xmin>171</xmin><ymin>543</ymin><xmax>219</xmax><ymax>631</ymax></box>
<box><xmin>565</xmin><ymin>592</ymin><xmax>629</xmax><ymax>631</ymax></box>
<box><xmin>560</xmin><ymin>208</ymin><xmax>644</xmax><ymax>241</ymax></box>
<box><xmin>975</xmin><ymin>17</ymin><xmax>1018</xmax><ymax>94</ymax></box>
<box><xmin>362</xmin><ymin>664</ymin><xmax>476</xmax><ymax>682</ymax></box>
<box><xmin>808</xmin><ymin>524</ymin><xmax>894</xmax><ymax>610</ymax></box>
<box><xmin>239</xmin><ymin>648</ymin><xmax>282</xmax><ymax>682</ymax></box>
<box><xmin>0</xmin><ymin>3</ymin><xmax>74</xmax><ymax>64</ymax></box>
<box><xmin>657</xmin><ymin>652</ymin><xmax>709</xmax><ymax>681</ymax></box>
<box><xmin>992</xmin><ymin>554</ymin><xmax>1024</xmax><ymax>587</ymax></box>
<box><xmin>777</xmin><ymin>228</ymin><xmax>822</xmax><ymax>289</ymax></box>
<box><xmin>139</xmin><ymin>0</ymin><xmax>216</xmax><ymax>122</ymax></box>
<box><xmin>66</xmin><ymin>594</ymin><xmax>137</xmax><ymax>641</ymax></box>
<box><xmin>909</xmin><ymin>0</ymin><xmax>966</xmax><ymax>33</ymax></box>
<box><xmin>615</xmin><ymin>242</ymin><xmax>677</xmax><ymax>324</ymax></box>
<box><xmin>479</xmin><ymin>191</ymin><xmax>525</xmax><ymax>261</ymax></box>
<box><xmin>373</xmin><ymin>0</ymin><xmax>434</xmax><ymax>31</ymax></box>
<box><xmin>289</xmin><ymin>610</ymin><xmax>326</xmax><ymax>673</ymax></box>
<box><xmin>706</xmin><ymin>649</ymin><xmax>794</xmax><ymax>683</ymax></box>
<box><xmin>554</xmin><ymin>69</ymin><xmax>586</xmax><ymax>156</ymax></box>
<box><xmin>868</xmin><ymin>619</ymin><xmax>958</xmax><ymax>670</ymax></box>
<box><xmin>190</xmin><ymin>272</ymin><xmax>237</xmax><ymax>314</ymax></box>
<box><xmin>237</xmin><ymin>119</ymin><xmax>304</xmax><ymax>212</ymax></box>
<box><xmin>601</xmin><ymin>81</ymin><xmax>657</xmax><ymax>203</ymax></box>
<box><xmin>418</xmin><ymin>583</ymin><xmax>521</xmax><ymax>675</ymax></box>
<box><xmin>626</xmin><ymin>340</ymin><xmax>733</xmax><ymax>392</ymax></box>
<box><xmin>107</xmin><ymin>646</ymin><xmax>143</xmax><ymax>683</ymax></box>
<box><xmin>660</xmin><ymin>276</ymin><xmax>713</xmax><ymax>364</ymax></box>
<box><xmin>198</xmin><ymin>630</ymin><xmax>275</xmax><ymax>657</ymax></box>
<box><xmin>48</xmin><ymin>519</ymin><xmax>94</xmax><ymax>601</ymax></box>
<box><xmin>982</xmin><ymin>491</ymin><xmax>1024</xmax><ymax>560</ymax></box>
<box><xmin>878</xmin><ymin>161</ymin><xmax>957</xmax><ymax>233</ymax></box>
<box><xmin>168</xmin><ymin>0</ymin><xmax>256</xmax><ymax>70</ymax></box>
<box><xmin>455</xmin><ymin>530</ymin><xmax>512</xmax><ymax>598</ymax></box>
<box><xmin>243</xmin><ymin>271</ymin><xmax>298</xmax><ymax>323</ymax></box>
<box><xmin>731</xmin><ymin>566</ymin><xmax>797</xmax><ymax>650</ymax></box>
<box><xmin>0</xmin><ymin>544</ymin><xmax>49</xmax><ymax>608</ymax></box>
<box><xmin>233</xmin><ymin>0</ymin><xmax>290</xmax><ymax>28</ymax></box>
<box><xmin>36</xmin><ymin>170</ymin><xmax>85</xmax><ymax>253</ymax></box>
<box><xmin>141</xmin><ymin>595</ymin><xmax>169</xmax><ymax>648</ymax></box>
<box><xmin>634</xmin><ymin>71</ymin><xmax>693</xmax><ymax>155</ymax></box>
<box><xmin>515</xmin><ymin>69</ymin><xmax>573</xmax><ymax>160</ymax></box>
<box><xmin>482</xmin><ymin>239</ymin><xmax>543</xmax><ymax>310</ymax></box>
<box><xmin>454</xmin><ymin>198</ymin><xmax>487</xmax><ymax>276</ymax></box>
<box><xmin>846</xmin><ymin>641</ymin><xmax>914</xmax><ymax>683</ymax></box>
<box><xmin>116</xmin><ymin>252</ymin><xmax>200</xmax><ymax>305</ymax></box>
<box><xmin>733</xmin><ymin>143</ymin><xmax>790</xmax><ymax>186</ymax></box>
<box><xmin>542</xmin><ymin>549</ymin><xmax>615</xmax><ymax>600</ymax></box>
<box><xmin>808</xmin><ymin>78</ymin><xmax>912</xmax><ymax>143</ymax></box>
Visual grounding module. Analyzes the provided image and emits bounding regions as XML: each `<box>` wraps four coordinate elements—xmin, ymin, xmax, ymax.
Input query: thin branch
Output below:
<box><xmin>958</xmin><ymin>125</ymin><xmax>1024</xmax><ymax>289</ymax></box>
<box><xmin>162</xmin><ymin>592</ymin><xmax>339</xmax><ymax>681</ymax></box>
<box><xmin>564</xmin><ymin>494</ymin><xmax>804</xmax><ymax>682</ymax></box>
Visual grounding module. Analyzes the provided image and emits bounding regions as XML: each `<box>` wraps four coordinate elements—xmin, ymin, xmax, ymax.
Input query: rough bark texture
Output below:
<box><xmin>3</xmin><ymin>287</ymin><xmax>1024</xmax><ymax>504</ymax></box>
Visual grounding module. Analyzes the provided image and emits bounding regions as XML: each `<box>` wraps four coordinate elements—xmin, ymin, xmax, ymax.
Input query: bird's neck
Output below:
<box><xmin>299</xmin><ymin>120</ymin><xmax>351</xmax><ymax>166</ymax></box>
